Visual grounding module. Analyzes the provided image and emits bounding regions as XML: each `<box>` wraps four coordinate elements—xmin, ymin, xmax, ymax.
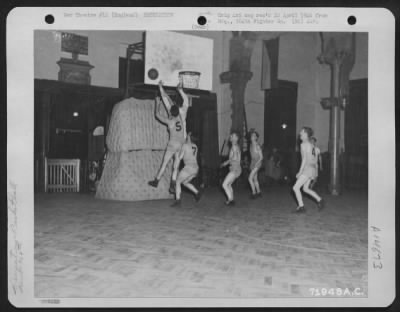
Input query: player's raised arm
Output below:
<box><xmin>155</xmin><ymin>97</ymin><xmax>168</xmax><ymax>125</ymax></box>
<box><xmin>177</xmin><ymin>79</ymin><xmax>189</xmax><ymax>115</ymax></box>
<box><xmin>158</xmin><ymin>80</ymin><xmax>173</xmax><ymax>111</ymax></box>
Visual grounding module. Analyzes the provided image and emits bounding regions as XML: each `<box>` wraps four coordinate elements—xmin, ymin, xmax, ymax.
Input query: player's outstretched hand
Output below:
<box><xmin>158</xmin><ymin>80</ymin><xmax>164</xmax><ymax>86</ymax></box>
<box><xmin>177</xmin><ymin>80</ymin><xmax>183</xmax><ymax>90</ymax></box>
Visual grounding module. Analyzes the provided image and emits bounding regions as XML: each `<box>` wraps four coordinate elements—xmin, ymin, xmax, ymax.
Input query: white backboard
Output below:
<box><xmin>144</xmin><ymin>31</ymin><xmax>214</xmax><ymax>90</ymax></box>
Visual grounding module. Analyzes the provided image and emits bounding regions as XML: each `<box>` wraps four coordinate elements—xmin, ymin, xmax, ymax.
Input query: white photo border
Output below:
<box><xmin>6</xmin><ymin>6</ymin><xmax>396</xmax><ymax>308</ymax></box>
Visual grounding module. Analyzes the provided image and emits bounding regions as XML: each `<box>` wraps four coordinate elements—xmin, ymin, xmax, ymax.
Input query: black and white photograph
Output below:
<box><xmin>7</xmin><ymin>7</ymin><xmax>395</xmax><ymax>307</ymax></box>
<box><xmin>33</xmin><ymin>28</ymin><xmax>370</xmax><ymax>298</ymax></box>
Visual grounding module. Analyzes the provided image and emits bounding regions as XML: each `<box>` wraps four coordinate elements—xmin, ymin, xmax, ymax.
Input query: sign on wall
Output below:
<box><xmin>61</xmin><ymin>32</ymin><xmax>89</xmax><ymax>55</ymax></box>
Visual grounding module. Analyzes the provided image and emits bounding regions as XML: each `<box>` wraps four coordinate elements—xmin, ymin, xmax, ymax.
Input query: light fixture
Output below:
<box><xmin>281</xmin><ymin>123</ymin><xmax>287</xmax><ymax>129</ymax></box>
<box><xmin>73</xmin><ymin>112</ymin><xmax>79</xmax><ymax>117</ymax></box>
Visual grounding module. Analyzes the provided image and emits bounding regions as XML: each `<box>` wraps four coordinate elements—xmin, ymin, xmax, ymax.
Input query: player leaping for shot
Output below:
<box><xmin>148</xmin><ymin>80</ymin><xmax>189</xmax><ymax>191</ymax></box>
<box><xmin>171</xmin><ymin>132</ymin><xmax>202</xmax><ymax>207</ymax></box>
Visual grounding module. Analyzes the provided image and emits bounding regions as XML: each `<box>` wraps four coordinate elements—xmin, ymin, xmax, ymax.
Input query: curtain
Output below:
<box><xmin>262</xmin><ymin>37</ymin><xmax>279</xmax><ymax>89</ymax></box>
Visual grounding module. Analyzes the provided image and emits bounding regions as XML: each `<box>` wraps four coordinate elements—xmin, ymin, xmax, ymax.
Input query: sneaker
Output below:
<box><xmin>250</xmin><ymin>193</ymin><xmax>257</xmax><ymax>200</ymax></box>
<box><xmin>148</xmin><ymin>179</ymin><xmax>159</xmax><ymax>188</ymax></box>
<box><xmin>256</xmin><ymin>192</ymin><xmax>262</xmax><ymax>198</ymax></box>
<box><xmin>194</xmin><ymin>189</ymin><xmax>203</xmax><ymax>202</ymax></box>
<box><xmin>170</xmin><ymin>199</ymin><xmax>181</xmax><ymax>208</ymax></box>
<box><xmin>293</xmin><ymin>206</ymin><xmax>306</xmax><ymax>213</ymax></box>
<box><xmin>225</xmin><ymin>200</ymin><xmax>235</xmax><ymax>206</ymax></box>
<box><xmin>317</xmin><ymin>199</ymin><xmax>325</xmax><ymax>210</ymax></box>
<box><xmin>169</xmin><ymin>181</ymin><xmax>176</xmax><ymax>194</ymax></box>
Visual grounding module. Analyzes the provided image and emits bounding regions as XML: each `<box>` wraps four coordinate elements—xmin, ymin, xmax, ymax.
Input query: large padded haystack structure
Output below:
<box><xmin>96</xmin><ymin>97</ymin><xmax>173</xmax><ymax>201</ymax></box>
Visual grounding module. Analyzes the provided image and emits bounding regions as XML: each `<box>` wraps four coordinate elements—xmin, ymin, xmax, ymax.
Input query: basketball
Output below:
<box><xmin>148</xmin><ymin>68</ymin><xmax>159</xmax><ymax>80</ymax></box>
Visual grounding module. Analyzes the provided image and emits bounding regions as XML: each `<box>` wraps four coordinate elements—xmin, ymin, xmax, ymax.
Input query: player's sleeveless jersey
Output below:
<box><xmin>229</xmin><ymin>144</ymin><xmax>241</xmax><ymax>175</ymax></box>
<box><xmin>183</xmin><ymin>143</ymin><xmax>198</xmax><ymax>167</ymax></box>
<box><xmin>302</xmin><ymin>142</ymin><xmax>318</xmax><ymax>179</ymax></box>
<box><xmin>250</xmin><ymin>143</ymin><xmax>262</xmax><ymax>170</ymax></box>
<box><xmin>168</xmin><ymin>115</ymin><xmax>185</xmax><ymax>144</ymax></box>
<box><xmin>307</xmin><ymin>143</ymin><xmax>318</xmax><ymax>166</ymax></box>
<box><xmin>250</xmin><ymin>143</ymin><xmax>261</xmax><ymax>162</ymax></box>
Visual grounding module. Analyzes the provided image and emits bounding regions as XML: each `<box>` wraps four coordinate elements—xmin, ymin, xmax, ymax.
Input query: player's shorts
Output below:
<box><xmin>250</xmin><ymin>159</ymin><xmax>262</xmax><ymax>171</ymax></box>
<box><xmin>177</xmin><ymin>165</ymin><xmax>199</xmax><ymax>183</ymax></box>
<box><xmin>229</xmin><ymin>164</ymin><xmax>242</xmax><ymax>178</ymax></box>
<box><xmin>302</xmin><ymin>165</ymin><xmax>317</xmax><ymax>180</ymax></box>
<box><xmin>167</xmin><ymin>140</ymin><xmax>184</xmax><ymax>153</ymax></box>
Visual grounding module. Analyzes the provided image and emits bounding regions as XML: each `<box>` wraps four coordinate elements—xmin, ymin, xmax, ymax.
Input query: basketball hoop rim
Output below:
<box><xmin>179</xmin><ymin>71</ymin><xmax>201</xmax><ymax>76</ymax></box>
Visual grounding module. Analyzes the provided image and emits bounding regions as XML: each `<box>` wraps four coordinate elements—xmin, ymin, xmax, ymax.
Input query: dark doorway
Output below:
<box><xmin>118</xmin><ymin>57</ymin><xmax>145</xmax><ymax>88</ymax></box>
<box><xmin>48</xmin><ymin>91</ymin><xmax>89</xmax><ymax>159</ymax></box>
<box><xmin>264</xmin><ymin>80</ymin><xmax>298</xmax><ymax>151</ymax></box>
<box><xmin>185</xmin><ymin>94</ymin><xmax>220</xmax><ymax>187</ymax></box>
<box><xmin>344</xmin><ymin>79</ymin><xmax>368</xmax><ymax>189</ymax></box>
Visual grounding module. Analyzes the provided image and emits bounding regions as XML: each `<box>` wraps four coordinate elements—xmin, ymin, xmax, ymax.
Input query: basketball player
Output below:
<box><xmin>248</xmin><ymin>130</ymin><xmax>263</xmax><ymax>199</ymax></box>
<box><xmin>220</xmin><ymin>132</ymin><xmax>242</xmax><ymax>206</ymax></box>
<box><xmin>171</xmin><ymin>132</ymin><xmax>202</xmax><ymax>207</ymax></box>
<box><xmin>149</xmin><ymin>80</ymin><xmax>190</xmax><ymax>192</ymax></box>
<box><xmin>309</xmin><ymin>137</ymin><xmax>322</xmax><ymax>189</ymax></box>
<box><xmin>292</xmin><ymin>127</ymin><xmax>325</xmax><ymax>213</ymax></box>
<box><xmin>148</xmin><ymin>81</ymin><xmax>187</xmax><ymax>188</ymax></box>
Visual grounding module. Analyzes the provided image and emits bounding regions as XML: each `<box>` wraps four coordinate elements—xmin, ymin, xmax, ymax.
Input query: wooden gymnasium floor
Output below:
<box><xmin>34</xmin><ymin>185</ymin><xmax>368</xmax><ymax>298</ymax></box>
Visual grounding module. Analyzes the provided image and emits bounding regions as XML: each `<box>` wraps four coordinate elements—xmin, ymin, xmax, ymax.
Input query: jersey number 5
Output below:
<box><xmin>175</xmin><ymin>121</ymin><xmax>182</xmax><ymax>131</ymax></box>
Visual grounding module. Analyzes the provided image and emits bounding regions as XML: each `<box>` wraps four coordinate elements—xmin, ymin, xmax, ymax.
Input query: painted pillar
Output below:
<box><xmin>329</xmin><ymin>59</ymin><xmax>342</xmax><ymax>195</ymax></box>
<box><xmin>220</xmin><ymin>32</ymin><xmax>256</xmax><ymax>141</ymax></box>
<box><xmin>220</xmin><ymin>71</ymin><xmax>253</xmax><ymax>136</ymax></box>
<box><xmin>318</xmin><ymin>33</ymin><xmax>355</xmax><ymax>195</ymax></box>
